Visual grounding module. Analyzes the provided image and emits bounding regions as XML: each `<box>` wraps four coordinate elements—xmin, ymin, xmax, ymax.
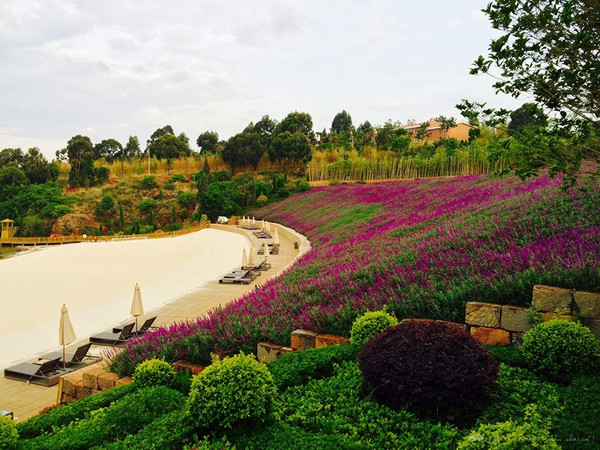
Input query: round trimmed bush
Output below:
<box><xmin>521</xmin><ymin>319</ymin><xmax>600</xmax><ymax>382</ymax></box>
<box><xmin>187</xmin><ymin>352</ymin><xmax>277</xmax><ymax>430</ymax></box>
<box><xmin>133</xmin><ymin>359</ymin><xmax>176</xmax><ymax>389</ymax></box>
<box><xmin>0</xmin><ymin>415</ymin><xmax>18</xmax><ymax>449</ymax></box>
<box><xmin>350</xmin><ymin>309</ymin><xmax>398</xmax><ymax>348</ymax></box>
<box><xmin>358</xmin><ymin>320</ymin><xmax>498</xmax><ymax>418</ymax></box>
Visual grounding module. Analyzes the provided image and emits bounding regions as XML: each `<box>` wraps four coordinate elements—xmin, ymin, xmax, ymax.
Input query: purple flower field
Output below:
<box><xmin>110</xmin><ymin>174</ymin><xmax>600</xmax><ymax>375</ymax></box>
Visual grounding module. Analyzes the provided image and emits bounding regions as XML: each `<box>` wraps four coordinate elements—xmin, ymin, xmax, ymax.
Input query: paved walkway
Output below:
<box><xmin>0</xmin><ymin>223</ymin><xmax>309</xmax><ymax>421</ymax></box>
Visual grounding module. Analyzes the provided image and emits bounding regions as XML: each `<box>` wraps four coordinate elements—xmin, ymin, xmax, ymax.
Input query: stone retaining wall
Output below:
<box><xmin>59</xmin><ymin>363</ymin><xmax>132</xmax><ymax>404</ymax></box>
<box><xmin>466</xmin><ymin>285</ymin><xmax>600</xmax><ymax>346</ymax></box>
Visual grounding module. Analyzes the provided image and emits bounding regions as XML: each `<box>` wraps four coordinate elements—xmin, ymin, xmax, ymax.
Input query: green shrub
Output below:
<box><xmin>172</xmin><ymin>371</ymin><xmax>193</xmax><ymax>395</ymax></box>
<box><xmin>0</xmin><ymin>416</ymin><xmax>18</xmax><ymax>449</ymax></box>
<box><xmin>521</xmin><ymin>319</ymin><xmax>600</xmax><ymax>382</ymax></box>
<box><xmin>140</xmin><ymin>176</ymin><xmax>158</xmax><ymax>189</ymax></box>
<box><xmin>256</xmin><ymin>194</ymin><xmax>268</xmax><ymax>206</ymax></box>
<box><xmin>16</xmin><ymin>383</ymin><xmax>135</xmax><ymax>439</ymax></box>
<box><xmin>133</xmin><ymin>359</ymin><xmax>176</xmax><ymax>389</ymax></box>
<box><xmin>268</xmin><ymin>344</ymin><xmax>358</xmax><ymax>389</ymax></box>
<box><xmin>458</xmin><ymin>405</ymin><xmax>560</xmax><ymax>449</ymax></box>
<box><xmin>479</xmin><ymin>364</ymin><xmax>563</xmax><ymax>428</ymax></box>
<box><xmin>170</xmin><ymin>174</ymin><xmax>186</xmax><ymax>183</ymax></box>
<box><xmin>187</xmin><ymin>353</ymin><xmax>277</xmax><ymax>431</ymax></box>
<box><xmin>104</xmin><ymin>410</ymin><xmax>194</xmax><ymax>450</ymax></box>
<box><xmin>484</xmin><ymin>345</ymin><xmax>527</xmax><ymax>368</ymax></box>
<box><xmin>350</xmin><ymin>309</ymin><xmax>398</xmax><ymax>348</ymax></box>
<box><xmin>280</xmin><ymin>361</ymin><xmax>461</xmax><ymax>449</ymax></box>
<box><xmin>22</xmin><ymin>386</ymin><xmax>184</xmax><ymax>449</ymax></box>
<box><xmin>556</xmin><ymin>375</ymin><xmax>600</xmax><ymax>449</ymax></box>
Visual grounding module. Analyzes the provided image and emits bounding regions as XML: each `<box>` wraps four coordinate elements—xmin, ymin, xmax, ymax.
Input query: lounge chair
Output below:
<box><xmin>112</xmin><ymin>316</ymin><xmax>157</xmax><ymax>335</ymax></box>
<box><xmin>4</xmin><ymin>357</ymin><xmax>62</xmax><ymax>386</ymax></box>
<box><xmin>89</xmin><ymin>322</ymin><xmax>135</xmax><ymax>346</ymax></box>
<box><xmin>38</xmin><ymin>342</ymin><xmax>99</xmax><ymax>366</ymax></box>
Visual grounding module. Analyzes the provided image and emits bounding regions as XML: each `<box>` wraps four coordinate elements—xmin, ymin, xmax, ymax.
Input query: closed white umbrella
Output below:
<box><xmin>264</xmin><ymin>241</ymin><xmax>270</xmax><ymax>260</ymax></box>
<box><xmin>273</xmin><ymin>229</ymin><xmax>280</xmax><ymax>245</ymax></box>
<box><xmin>59</xmin><ymin>304</ymin><xmax>76</xmax><ymax>368</ymax></box>
<box><xmin>130</xmin><ymin>283</ymin><xmax>144</xmax><ymax>334</ymax></box>
<box><xmin>252</xmin><ymin>217</ymin><xmax>256</xmax><ymax>225</ymax></box>
<box><xmin>249</xmin><ymin>246</ymin><xmax>255</xmax><ymax>266</ymax></box>
<box><xmin>242</xmin><ymin>247</ymin><xmax>248</xmax><ymax>267</ymax></box>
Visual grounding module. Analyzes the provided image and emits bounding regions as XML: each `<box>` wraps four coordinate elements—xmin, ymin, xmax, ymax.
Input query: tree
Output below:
<box><xmin>253</xmin><ymin>115</ymin><xmax>277</xmax><ymax>147</ymax></box>
<box><xmin>473</xmin><ymin>1</ymin><xmax>600</xmax><ymax>183</ymax></box>
<box><xmin>124</xmin><ymin>136</ymin><xmax>141</xmax><ymax>159</ymax></box>
<box><xmin>147</xmin><ymin>133</ymin><xmax>191</xmax><ymax>173</ymax></box>
<box><xmin>21</xmin><ymin>147</ymin><xmax>57</xmax><ymax>184</ymax></box>
<box><xmin>94</xmin><ymin>138</ymin><xmax>122</xmax><ymax>163</ymax></box>
<box><xmin>375</xmin><ymin>121</ymin><xmax>397</xmax><ymax>150</ymax></box>
<box><xmin>95</xmin><ymin>194</ymin><xmax>116</xmax><ymax>222</ymax></box>
<box><xmin>416</xmin><ymin>122</ymin><xmax>432</xmax><ymax>141</ymax></box>
<box><xmin>221</xmin><ymin>132</ymin><xmax>264</xmax><ymax>172</ymax></box>
<box><xmin>65</xmin><ymin>135</ymin><xmax>95</xmax><ymax>187</ymax></box>
<box><xmin>508</xmin><ymin>103</ymin><xmax>548</xmax><ymax>136</ymax></box>
<box><xmin>0</xmin><ymin>166</ymin><xmax>29</xmax><ymax>202</ymax></box>
<box><xmin>200</xmin><ymin>181</ymin><xmax>242</xmax><ymax>221</ymax></box>
<box><xmin>472</xmin><ymin>0</ymin><xmax>599</xmax><ymax>121</ymax></box>
<box><xmin>196</xmin><ymin>131</ymin><xmax>219</xmax><ymax>154</ymax></box>
<box><xmin>331</xmin><ymin>110</ymin><xmax>353</xmax><ymax>135</ymax></box>
<box><xmin>146</xmin><ymin>125</ymin><xmax>175</xmax><ymax>150</ymax></box>
<box><xmin>455</xmin><ymin>99</ymin><xmax>510</xmax><ymax>127</ymax></box>
<box><xmin>0</xmin><ymin>148</ymin><xmax>24</xmax><ymax>168</ymax></box>
<box><xmin>433</xmin><ymin>115</ymin><xmax>457</xmax><ymax>138</ymax></box>
<box><xmin>275</xmin><ymin>111</ymin><xmax>314</xmax><ymax>140</ymax></box>
<box><xmin>268</xmin><ymin>131</ymin><xmax>312</xmax><ymax>167</ymax></box>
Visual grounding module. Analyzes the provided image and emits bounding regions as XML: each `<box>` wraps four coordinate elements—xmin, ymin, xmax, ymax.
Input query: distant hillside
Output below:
<box><xmin>111</xmin><ymin>173</ymin><xmax>600</xmax><ymax>375</ymax></box>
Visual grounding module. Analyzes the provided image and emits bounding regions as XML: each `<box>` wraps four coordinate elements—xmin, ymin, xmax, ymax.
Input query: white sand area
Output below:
<box><xmin>0</xmin><ymin>228</ymin><xmax>250</xmax><ymax>369</ymax></box>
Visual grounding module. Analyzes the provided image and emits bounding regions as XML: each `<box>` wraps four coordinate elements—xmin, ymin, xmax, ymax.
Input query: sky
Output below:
<box><xmin>0</xmin><ymin>0</ymin><xmax>526</xmax><ymax>159</ymax></box>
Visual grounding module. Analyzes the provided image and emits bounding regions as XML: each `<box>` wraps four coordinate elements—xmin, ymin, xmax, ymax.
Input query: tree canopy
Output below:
<box><xmin>221</xmin><ymin>132</ymin><xmax>264</xmax><ymax>171</ymax></box>
<box><xmin>196</xmin><ymin>131</ymin><xmax>219</xmax><ymax>154</ymax></box>
<box><xmin>268</xmin><ymin>131</ymin><xmax>312</xmax><ymax>165</ymax></box>
<box><xmin>275</xmin><ymin>111</ymin><xmax>314</xmax><ymax>140</ymax></box>
<box><xmin>331</xmin><ymin>110</ymin><xmax>353</xmax><ymax>135</ymax></box>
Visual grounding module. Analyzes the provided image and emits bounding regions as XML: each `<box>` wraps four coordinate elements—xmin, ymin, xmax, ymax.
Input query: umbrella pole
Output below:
<box><xmin>63</xmin><ymin>345</ymin><xmax>66</xmax><ymax>370</ymax></box>
<box><xmin>135</xmin><ymin>317</ymin><xmax>138</xmax><ymax>335</ymax></box>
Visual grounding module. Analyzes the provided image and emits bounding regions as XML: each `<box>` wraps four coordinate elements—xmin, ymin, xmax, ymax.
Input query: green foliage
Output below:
<box><xmin>275</xmin><ymin>111</ymin><xmax>314</xmax><ymax>139</ymax></box>
<box><xmin>268</xmin><ymin>344</ymin><xmax>359</xmax><ymax>389</ymax></box>
<box><xmin>256</xmin><ymin>194</ymin><xmax>268</xmax><ymax>206</ymax></box>
<box><xmin>16</xmin><ymin>383</ymin><xmax>135</xmax><ymax>439</ymax></box>
<box><xmin>140</xmin><ymin>176</ymin><xmax>158</xmax><ymax>189</ymax></box>
<box><xmin>350</xmin><ymin>309</ymin><xmax>398</xmax><ymax>348</ymax></box>
<box><xmin>177</xmin><ymin>190</ymin><xmax>196</xmax><ymax>210</ymax></box>
<box><xmin>458</xmin><ymin>405</ymin><xmax>559</xmax><ymax>449</ymax></box>
<box><xmin>0</xmin><ymin>166</ymin><xmax>29</xmax><ymax>202</ymax></box>
<box><xmin>104</xmin><ymin>409</ymin><xmax>194</xmax><ymax>450</ymax></box>
<box><xmin>169</xmin><ymin>174</ymin><xmax>186</xmax><ymax>183</ymax></box>
<box><xmin>221</xmin><ymin>132</ymin><xmax>264</xmax><ymax>171</ymax></box>
<box><xmin>138</xmin><ymin>198</ymin><xmax>158</xmax><ymax>215</ymax></box>
<box><xmin>479</xmin><ymin>364</ymin><xmax>563</xmax><ymax>427</ymax></box>
<box><xmin>200</xmin><ymin>181</ymin><xmax>242</xmax><ymax>221</ymax></box>
<box><xmin>331</xmin><ymin>110</ymin><xmax>353</xmax><ymax>135</ymax></box>
<box><xmin>269</xmin><ymin>131</ymin><xmax>312</xmax><ymax>165</ymax></box>
<box><xmin>132</xmin><ymin>359</ymin><xmax>176</xmax><ymax>389</ymax></box>
<box><xmin>280</xmin><ymin>361</ymin><xmax>461</xmax><ymax>448</ymax></box>
<box><xmin>187</xmin><ymin>353</ymin><xmax>277</xmax><ymax>431</ymax></box>
<box><xmin>521</xmin><ymin>319</ymin><xmax>600</xmax><ymax>382</ymax></box>
<box><xmin>22</xmin><ymin>386</ymin><xmax>184</xmax><ymax>449</ymax></box>
<box><xmin>0</xmin><ymin>415</ymin><xmax>18</xmax><ymax>449</ymax></box>
<box><xmin>556</xmin><ymin>375</ymin><xmax>600</xmax><ymax>449</ymax></box>
<box><xmin>196</xmin><ymin>131</ymin><xmax>219</xmax><ymax>154</ymax></box>
<box><xmin>95</xmin><ymin>194</ymin><xmax>116</xmax><ymax>219</ymax></box>
<box><xmin>484</xmin><ymin>345</ymin><xmax>527</xmax><ymax>368</ymax></box>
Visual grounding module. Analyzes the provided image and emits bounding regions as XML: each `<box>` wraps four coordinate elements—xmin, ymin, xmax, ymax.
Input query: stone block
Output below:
<box><xmin>532</xmin><ymin>285</ymin><xmax>573</xmax><ymax>313</ymax></box>
<box><xmin>470</xmin><ymin>326</ymin><xmax>510</xmax><ymax>346</ymax></box>
<box><xmin>510</xmin><ymin>332</ymin><xmax>525</xmax><ymax>348</ymax></box>
<box><xmin>82</xmin><ymin>367</ymin><xmax>105</xmax><ymax>390</ymax></box>
<box><xmin>62</xmin><ymin>394</ymin><xmax>75</xmax><ymax>404</ymax></box>
<box><xmin>465</xmin><ymin>302</ymin><xmax>501</xmax><ymax>328</ymax></box>
<box><xmin>257</xmin><ymin>342</ymin><xmax>283</xmax><ymax>363</ymax></box>
<box><xmin>97</xmin><ymin>372</ymin><xmax>119</xmax><ymax>391</ymax></box>
<box><xmin>172</xmin><ymin>360</ymin><xmax>205</xmax><ymax>375</ymax></box>
<box><xmin>62</xmin><ymin>377</ymin><xmax>78</xmax><ymax>398</ymax></box>
<box><xmin>290</xmin><ymin>329</ymin><xmax>318</xmax><ymax>351</ymax></box>
<box><xmin>74</xmin><ymin>379</ymin><xmax>87</xmax><ymax>399</ymax></box>
<box><xmin>115</xmin><ymin>376</ymin><xmax>133</xmax><ymax>387</ymax></box>
<box><xmin>315</xmin><ymin>334</ymin><xmax>350</xmax><ymax>348</ymax></box>
<box><xmin>279</xmin><ymin>347</ymin><xmax>294</xmax><ymax>356</ymax></box>
<box><xmin>501</xmin><ymin>305</ymin><xmax>532</xmax><ymax>333</ymax></box>
<box><xmin>579</xmin><ymin>317</ymin><xmax>600</xmax><ymax>340</ymax></box>
<box><xmin>573</xmin><ymin>290</ymin><xmax>600</xmax><ymax>317</ymax></box>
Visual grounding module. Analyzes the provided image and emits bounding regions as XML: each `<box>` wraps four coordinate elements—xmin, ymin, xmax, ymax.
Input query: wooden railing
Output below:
<box><xmin>0</xmin><ymin>221</ymin><xmax>210</xmax><ymax>246</ymax></box>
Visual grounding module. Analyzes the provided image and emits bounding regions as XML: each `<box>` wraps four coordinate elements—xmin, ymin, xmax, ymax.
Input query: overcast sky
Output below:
<box><xmin>0</xmin><ymin>0</ymin><xmax>525</xmax><ymax>159</ymax></box>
